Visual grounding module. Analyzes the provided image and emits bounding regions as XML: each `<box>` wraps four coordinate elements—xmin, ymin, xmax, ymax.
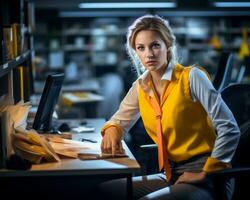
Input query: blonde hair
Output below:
<box><xmin>126</xmin><ymin>14</ymin><xmax>177</xmax><ymax>76</ymax></box>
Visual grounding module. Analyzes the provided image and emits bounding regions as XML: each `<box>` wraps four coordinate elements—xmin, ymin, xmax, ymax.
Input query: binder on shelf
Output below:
<box><xmin>11</xmin><ymin>23</ymin><xmax>24</xmax><ymax>57</ymax></box>
<box><xmin>23</xmin><ymin>65</ymin><xmax>31</xmax><ymax>101</ymax></box>
<box><xmin>13</xmin><ymin>66</ymin><xmax>24</xmax><ymax>102</ymax></box>
<box><xmin>3</xmin><ymin>25</ymin><xmax>14</xmax><ymax>60</ymax></box>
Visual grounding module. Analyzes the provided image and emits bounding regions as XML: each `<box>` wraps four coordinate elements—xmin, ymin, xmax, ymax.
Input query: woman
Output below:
<box><xmin>99</xmin><ymin>15</ymin><xmax>240</xmax><ymax>200</ymax></box>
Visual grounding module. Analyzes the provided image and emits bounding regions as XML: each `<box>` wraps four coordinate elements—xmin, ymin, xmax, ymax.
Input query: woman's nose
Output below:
<box><xmin>146</xmin><ymin>49</ymin><xmax>154</xmax><ymax>58</ymax></box>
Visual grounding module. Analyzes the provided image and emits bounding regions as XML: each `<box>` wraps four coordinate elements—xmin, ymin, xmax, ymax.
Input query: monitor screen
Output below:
<box><xmin>32</xmin><ymin>73</ymin><xmax>64</xmax><ymax>133</ymax></box>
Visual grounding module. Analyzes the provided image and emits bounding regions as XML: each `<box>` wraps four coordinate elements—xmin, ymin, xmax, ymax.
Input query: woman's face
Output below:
<box><xmin>134</xmin><ymin>30</ymin><xmax>168</xmax><ymax>73</ymax></box>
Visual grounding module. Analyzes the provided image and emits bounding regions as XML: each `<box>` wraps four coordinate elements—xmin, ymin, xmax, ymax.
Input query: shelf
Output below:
<box><xmin>62</xmin><ymin>29</ymin><xmax>126</xmax><ymax>36</ymax></box>
<box><xmin>187</xmin><ymin>44</ymin><xmax>211</xmax><ymax>50</ymax></box>
<box><xmin>63</xmin><ymin>45</ymin><xmax>92</xmax><ymax>51</ymax></box>
<box><xmin>218</xmin><ymin>28</ymin><xmax>250</xmax><ymax>34</ymax></box>
<box><xmin>35</xmin><ymin>45</ymin><xmax>121</xmax><ymax>52</ymax></box>
<box><xmin>63</xmin><ymin>45</ymin><xmax>120</xmax><ymax>52</ymax></box>
<box><xmin>0</xmin><ymin>50</ymin><xmax>31</xmax><ymax>77</ymax></box>
<box><xmin>35</xmin><ymin>48</ymin><xmax>63</xmax><ymax>52</ymax></box>
<box><xmin>221</xmin><ymin>44</ymin><xmax>241</xmax><ymax>50</ymax></box>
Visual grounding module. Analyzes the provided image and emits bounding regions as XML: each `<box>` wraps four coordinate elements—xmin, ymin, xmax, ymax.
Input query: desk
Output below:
<box><xmin>0</xmin><ymin>119</ymin><xmax>140</xmax><ymax>199</ymax></box>
<box><xmin>61</xmin><ymin>92</ymin><xmax>104</xmax><ymax>118</ymax></box>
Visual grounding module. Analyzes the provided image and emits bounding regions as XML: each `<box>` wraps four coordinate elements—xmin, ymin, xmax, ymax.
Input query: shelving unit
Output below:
<box><xmin>61</xmin><ymin>20</ymin><xmax>125</xmax><ymax>68</ymax></box>
<box><xmin>32</xmin><ymin>12</ymin><xmax>250</xmax><ymax>83</ymax></box>
<box><xmin>167</xmin><ymin>16</ymin><xmax>250</xmax><ymax>77</ymax></box>
<box><xmin>0</xmin><ymin>50</ymin><xmax>30</xmax><ymax>77</ymax></box>
<box><xmin>34</xmin><ymin>17</ymin><xmax>125</xmax><ymax>79</ymax></box>
<box><xmin>0</xmin><ymin>0</ymin><xmax>35</xmax><ymax>104</ymax></box>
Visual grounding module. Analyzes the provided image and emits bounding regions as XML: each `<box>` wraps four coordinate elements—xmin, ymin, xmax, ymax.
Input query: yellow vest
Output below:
<box><xmin>138</xmin><ymin>64</ymin><xmax>217</xmax><ymax>162</ymax></box>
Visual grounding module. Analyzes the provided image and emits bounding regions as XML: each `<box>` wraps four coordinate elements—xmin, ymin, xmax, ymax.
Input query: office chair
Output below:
<box><xmin>140</xmin><ymin>83</ymin><xmax>250</xmax><ymax>199</ymax></box>
<box><xmin>208</xmin><ymin>83</ymin><xmax>250</xmax><ymax>200</ymax></box>
<box><xmin>220</xmin><ymin>83</ymin><xmax>250</xmax><ymax>126</ymax></box>
<box><xmin>236</xmin><ymin>65</ymin><xmax>246</xmax><ymax>84</ymax></box>
<box><xmin>243</xmin><ymin>56</ymin><xmax>250</xmax><ymax>77</ymax></box>
<box><xmin>213</xmin><ymin>52</ymin><xmax>234</xmax><ymax>92</ymax></box>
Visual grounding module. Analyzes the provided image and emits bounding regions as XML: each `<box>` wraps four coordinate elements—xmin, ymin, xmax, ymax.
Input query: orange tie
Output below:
<box><xmin>149</xmin><ymin>96</ymin><xmax>172</xmax><ymax>181</ymax></box>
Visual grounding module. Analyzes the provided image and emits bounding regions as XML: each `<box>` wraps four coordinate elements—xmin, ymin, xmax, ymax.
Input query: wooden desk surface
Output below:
<box><xmin>0</xmin><ymin>118</ymin><xmax>140</xmax><ymax>177</ymax></box>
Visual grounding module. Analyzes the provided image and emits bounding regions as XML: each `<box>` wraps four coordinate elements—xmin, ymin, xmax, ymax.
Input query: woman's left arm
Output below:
<box><xmin>175</xmin><ymin>67</ymin><xmax>240</xmax><ymax>185</ymax></box>
<box><xmin>189</xmin><ymin>67</ymin><xmax>240</xmax><ymax>171</ymax></box>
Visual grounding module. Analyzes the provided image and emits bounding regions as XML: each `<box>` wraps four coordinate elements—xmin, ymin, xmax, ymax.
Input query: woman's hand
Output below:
<box><xmin>101</xmin><ymin>126</ymin><xmax>124</xmax><ymax>156</ymax></box>
<box><xmin>175</xmin><ymin>171</ymin><xmax>207</xmax><ymax>185</ymax></box>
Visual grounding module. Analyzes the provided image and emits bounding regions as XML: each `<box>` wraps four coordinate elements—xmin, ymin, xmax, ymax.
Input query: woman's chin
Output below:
<box><xmin>145</xmin><ymin>65</ymin><xmax>158</xmax><ymax>71</ymax></box>
<box><xmin>147</xmin><ymin>67</ymin><xmax>161</xmax><ymax>72</ymax></box>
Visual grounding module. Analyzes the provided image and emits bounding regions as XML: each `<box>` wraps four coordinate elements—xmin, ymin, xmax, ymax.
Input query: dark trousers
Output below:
<box><xmin>96</xmin><ymin>153</ymin><xmax>234</xmax><ymax>200</ymax></box>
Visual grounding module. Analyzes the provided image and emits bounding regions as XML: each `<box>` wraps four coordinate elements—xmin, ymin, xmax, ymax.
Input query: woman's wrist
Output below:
<box><xmin>101</xmin><ymin>123</ymin><xmax>123</xmax><ymax>137</ymax></box>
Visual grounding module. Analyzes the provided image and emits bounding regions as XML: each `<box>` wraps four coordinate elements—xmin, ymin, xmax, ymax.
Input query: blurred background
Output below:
<box><xmin>1</xmin><ymin>0</ymin><xmax>250</xmax><ymax>176</ymax></box>
<box><xmin>32</xmin><ymin>0</ymin><xmax>250</xmax><ymax>119</ymax></box>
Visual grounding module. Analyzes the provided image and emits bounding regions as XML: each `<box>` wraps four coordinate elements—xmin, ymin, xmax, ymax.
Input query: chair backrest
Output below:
<box><xmin>236</xmin><ymin>65</ymin><xmax>246</xmax><ymax>83</ymax></box>
<box><xmin>220</xmin><ymin>84</ymin><xmax>250</xmax><ymax>200</ymax></box>
<box><xmin>220</xmin><ymin>83</ymin><xmax>250</xmax><ymax>127</ymax></box>
<box><xmin>213</xmin><ymin>52</ymin><xmax>234</xmax><ymax>92</ymax></box>
<box><xmin>243</xmin><ymin>56</ymin><xmax>250</xmax><ymax>77</ymax></box>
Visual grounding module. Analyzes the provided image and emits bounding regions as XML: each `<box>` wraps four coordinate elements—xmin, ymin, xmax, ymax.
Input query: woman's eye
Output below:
<box><xmin>137</xmin><ymin>46</ymin><xmax>144</xmax><ymax>51</ymax></box>
<box><xmin>152</xmin><ymin>43</ymin><xmax>160</xmax><ymax>48</ymax></box>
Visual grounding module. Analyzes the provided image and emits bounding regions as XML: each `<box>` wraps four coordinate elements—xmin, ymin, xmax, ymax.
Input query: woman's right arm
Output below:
<box><xmin>101</xmin><ymin>81</ymin><xmax>140</xmax><ymax>155</ymax></box>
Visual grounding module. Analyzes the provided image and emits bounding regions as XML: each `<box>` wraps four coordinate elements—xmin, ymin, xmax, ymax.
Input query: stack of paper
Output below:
<box><xmin>62</xmin><ymin>92</ymin><xmax>104</xmax><ymax>106</ymax></box>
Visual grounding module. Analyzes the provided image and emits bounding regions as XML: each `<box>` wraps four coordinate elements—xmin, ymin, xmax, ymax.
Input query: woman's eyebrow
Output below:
<box><xmin>136</xmin><ymin>40</ymin><xmax>159</xmax><ymax>45</ymax></box>
<box><xmin>151</xmin><ymin>40</ymin><xmax>160</xmax><ymax>44</ymax></box>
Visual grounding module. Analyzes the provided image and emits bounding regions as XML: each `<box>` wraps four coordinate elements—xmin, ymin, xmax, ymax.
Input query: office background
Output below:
<box><xmin>1</xmin><ymin>0</ymin><xmax>250</xmax><ymax>179</ymax></box>
<box><xmin>32</xmin><ymin>0</ymin><xmax>250</xmax><ymax>116</ymax></box>
<box><xmin>32</xmin><ymin>0</ymin><xmax>250</xmax><ymax>173</ymax></box>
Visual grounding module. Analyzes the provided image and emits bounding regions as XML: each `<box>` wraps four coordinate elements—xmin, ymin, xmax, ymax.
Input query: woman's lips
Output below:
<box><xmin>146</xmin><ymin>60</ymin><xmax>157</xmax><ymax>65</ymax></box>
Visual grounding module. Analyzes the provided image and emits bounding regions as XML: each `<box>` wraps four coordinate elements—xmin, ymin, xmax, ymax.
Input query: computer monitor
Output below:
<box><xmin>32</xmin><ymin>73</ymin><xmax>64</xmax><ymax>133</ymax></box>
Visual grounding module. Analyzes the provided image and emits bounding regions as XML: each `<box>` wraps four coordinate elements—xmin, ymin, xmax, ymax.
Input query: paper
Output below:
<box><xmin>45</xmin><ymin>136</ymin><xmax>128</xmax><ymax>160</ymax></box>
<box><xmin>78</xmin><ymin>152</ymin><xmax>128</xmax><ymax>160</ymax></box>
<box><xmin>12</xmin><ymin>130</ymin><xmax>60</xmax><ymax>163</ymax></box>
<box><xmin>46</xmin><ymin>136</ymin><xmax>94</xmax><ymax>158</ymax></box>
<box><xmin>0</xmin><ymin>100</ymin><xmax>31</xmax><ymax>129</ymax></box>
<box><xmin>0</xmin><ymin>101</ymin><xmax>32</xmax><ymax>159</ymax></box>
<box><xmin>71</xmin><ymin>126</ymin><xmax>95</xmax><ymax>133</ymax></box>
<box><xmin>62</xmin><ymin>92</ymin><xmax>104</xmax><ymax>106</ymax></box>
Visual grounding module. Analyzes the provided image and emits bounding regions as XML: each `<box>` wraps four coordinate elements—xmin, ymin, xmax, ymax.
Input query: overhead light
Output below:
<box><xmin>158</xmin><ymin>10</ymin><xmax>250</xmax><ymax>16</ymax></box>
<box><xmin>59</xmin><ymin>11</ymin><xmax>147</xmax><ymax>17</ymax></box>
<box><xmin>59</xmin><ymin>10</ymin><xmax>250</xmax><ymax>17</ymax></box>
<box><xmin>213</xmin><ymin>2</ymin><xmax>250</xmax><ymax>7</ymax></box>
<box><xmin>78</xmin><ymin>2</ymin><xmax>176</xmax><ymax>9</ymax></box>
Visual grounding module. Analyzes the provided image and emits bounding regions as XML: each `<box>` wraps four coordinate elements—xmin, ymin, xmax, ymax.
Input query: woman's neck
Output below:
<box><xmin>150</xmin><ymin>64</ymin><xmax>168</xmax><ymax>101</ymax></box>
<box><xmin>150</xmin><ymin>64</ymin><xmax>168</xmax><ymax>85</ymax></box>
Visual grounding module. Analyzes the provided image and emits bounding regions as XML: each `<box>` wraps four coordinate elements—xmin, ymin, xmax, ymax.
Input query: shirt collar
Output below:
<box><xmin>138</xmin><ymin>62</ymin><xmax>174</xmax><ymax>88</ymax></box>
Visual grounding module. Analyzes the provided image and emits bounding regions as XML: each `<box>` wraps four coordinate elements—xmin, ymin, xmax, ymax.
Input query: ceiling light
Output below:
<box><xmin>59</xmin><ymin>11</ymin><xmax>147</xmax><ymax>17</ymax></box>
<box><xmin>213</xmin><ymin>2</ymin><xmax>250</xmax><ymax>7</ymax></box>
<box><xmin>79</xmin><ymin>2</ymin><xmax>176</xmax><ymax>9</ymax></box>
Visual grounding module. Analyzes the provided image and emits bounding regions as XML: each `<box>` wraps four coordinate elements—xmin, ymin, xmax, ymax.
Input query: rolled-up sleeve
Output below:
<box><xmin>101</xmin><ymin>81</ymin><xmax>141</xmax><ymax>136</ymax></box>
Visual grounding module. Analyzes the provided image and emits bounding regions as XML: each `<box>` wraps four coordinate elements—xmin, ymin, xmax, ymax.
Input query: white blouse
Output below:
<box><xmin>107</xmin><ymin>64</ymin><xmax>240</xmax><ymax>164</ymax></box>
